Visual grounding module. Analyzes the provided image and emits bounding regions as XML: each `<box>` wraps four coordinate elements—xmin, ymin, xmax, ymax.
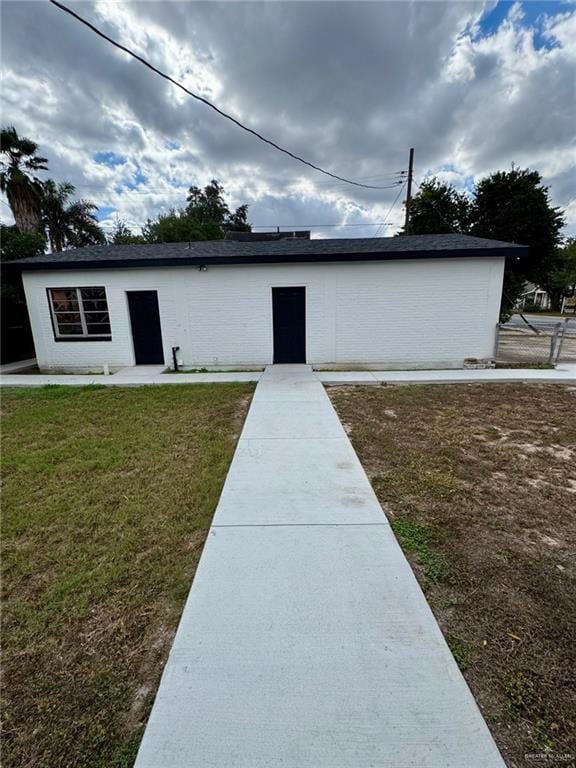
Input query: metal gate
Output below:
<box><xmin>494</xmin><ymin>319</ymin><xmax>576</xmax><ymax>367</ymax></box>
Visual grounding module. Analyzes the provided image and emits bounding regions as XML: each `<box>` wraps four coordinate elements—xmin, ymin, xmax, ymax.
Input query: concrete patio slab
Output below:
<box><xmin>135</xmin><ymin>365</ymin><xmax>506</xmax><ymax>768</ymax></box>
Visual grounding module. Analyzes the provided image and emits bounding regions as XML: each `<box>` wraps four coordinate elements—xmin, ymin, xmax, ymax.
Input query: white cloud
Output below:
<box><xmin>1</xmin><ymin>1</ymin><xmax>574</xmax><ymax>237</ymax></box>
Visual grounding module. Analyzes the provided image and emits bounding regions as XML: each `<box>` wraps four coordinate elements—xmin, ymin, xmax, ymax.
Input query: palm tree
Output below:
<box><xmin>0</xmin><ymin>126</ymin><xmax>48</xmax><ymax>233</ymax></box>
<box><xmin>42</xmin><ymin>180</ymin><xmax>106</xmax><ymax>252</ymax></box>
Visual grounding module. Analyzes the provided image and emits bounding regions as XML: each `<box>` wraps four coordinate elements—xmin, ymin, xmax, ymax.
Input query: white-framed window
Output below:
<box><xmin>48</xmin><ymin>287</ymin><xmax>111</xmax><ymax>340</ymax></box>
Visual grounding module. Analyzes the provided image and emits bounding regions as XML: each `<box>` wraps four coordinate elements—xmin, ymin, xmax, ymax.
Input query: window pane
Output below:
<box><xmin>81</xmin><ymin>288</ymin><xmax>106</xmax><ymax>301</ymax></box>
<box><xmin>82</xmin><ymin>299</ymin><xmax>108</xmax><ymax>311</ymax></box>
<box><xmin>83</xmin><ymin>289</ymin><xmax>109</xmax><ymax>335</ymax></box>
<box><xmin>50</xmin><ymin>289</ymin><xmax>79</xmax><ymax>312</ymax></box>
<box><xmin>86</xmin><ymin>323</ymin><xmax>111</xmax><ymax>336</ymax></box>
<box><xmin>51</xmin><ymin>287</ymin><xmax>110</xmax><ymax>339</ymax></box>
<box><xmin>84</xmin><ymin>311</ymin><xmax>110</xmax><ymax>324</ymax></box>
<box><xmin>55</xmin><ymin>312</ymin><xmax>82</xmax><ymax>324</ymax></box>
<box><xmin>58</xmin><ymin>324</ymin><xmax>83</xmax><ymax>336</ymax></box>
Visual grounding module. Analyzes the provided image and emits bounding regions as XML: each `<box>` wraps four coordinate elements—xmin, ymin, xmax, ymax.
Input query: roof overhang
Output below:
<box><xmin>7</xmin><ymin>247</ymin><xmax>518</xmax><ymax>272</ymax></box>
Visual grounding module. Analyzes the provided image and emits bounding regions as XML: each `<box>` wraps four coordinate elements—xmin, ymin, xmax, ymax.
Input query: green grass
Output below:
<box><xmin>372</xmin><ymin>449</ymin><xmax>462</xmax><ymax>507</ymax></box>
<box><xmin>1</xmin><ymin>383</ymin><xmax>254</xmax><ymax>768</ymax></box>
<box><xmin>504</xmin><ymin>672</ymin><xmax>559</xmax><ymax>752</ymax></box>
<box><xmin>389</xmin><ymin>516</ymin><xmax>450</xmax><ymax>585</ymax></box>
<box><xmin>447</xmin><ymin>635</ymin><xmax>472</xmax><ymax>671</ymax></box>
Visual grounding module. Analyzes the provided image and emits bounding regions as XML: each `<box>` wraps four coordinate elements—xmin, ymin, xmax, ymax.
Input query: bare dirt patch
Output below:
<box><xmin>329</xmin><ymin>383</ymin><xmax>576</xmax><ymax>768</ymax></box>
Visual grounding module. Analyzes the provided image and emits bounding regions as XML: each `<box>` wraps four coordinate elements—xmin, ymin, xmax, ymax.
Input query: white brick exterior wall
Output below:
<box><xmin>22</xmin><ymin>256</ymin><xmax>504</xmax><ymax>371</ymax></box>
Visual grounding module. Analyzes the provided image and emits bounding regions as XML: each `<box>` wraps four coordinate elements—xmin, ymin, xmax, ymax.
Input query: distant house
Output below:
<box><xmin>519</xmin><ymin>282</ymin><xmax>551</xmax><ymax>310</ymax></box>
<box><xmin>9</xmin><ymin>233</ymin><xmax>525</xmax><ymax>372</ymax></box>
<box><xmin>519</xmin><ymin>283</ymin><xmax>576</xmax><ymax>314</ymax></box>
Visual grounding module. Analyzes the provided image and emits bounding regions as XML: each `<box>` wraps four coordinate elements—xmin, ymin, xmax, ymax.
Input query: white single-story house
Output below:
<box><xmin>10</xmin><ymin>233</ymin><xmax>525</xmax><ymax>372</ymax></box>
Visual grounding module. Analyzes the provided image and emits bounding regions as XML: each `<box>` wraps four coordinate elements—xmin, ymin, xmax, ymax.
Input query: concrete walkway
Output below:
<box><xmin>0</xmin><ymin>368</ymin><xmax>262</xmax><ymax>387</ymax></box>
<box><xmin>0</xmin><ymin>357</ymin><xmax>37</xmax><ymax>374</ymax></box>
<box><xmin>134</xmin><ymin>365</ymin><xmax>506</xmax><ymax>768</ymax></box>
<box><xmin>1</xmin><ymin>363</ymin><xmax>575</xmax><ymax>388</ymax></box>
<box><xmin>319</xmin><ymin>362</ymin><xmax>576</xmax><ymax>385</ymax></box>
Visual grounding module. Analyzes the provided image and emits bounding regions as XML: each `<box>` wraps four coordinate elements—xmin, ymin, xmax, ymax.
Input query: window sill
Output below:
<box><xmin>54</xmin><ymin>337</ymin><xmax>112</xmax><ymax>343</ymax></box>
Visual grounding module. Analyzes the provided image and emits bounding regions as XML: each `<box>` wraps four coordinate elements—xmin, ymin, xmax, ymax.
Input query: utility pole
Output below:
<box><xmin>404</xmin><ymin>147</ymin><xmax>414</xmax><ymax>234</ymax></box>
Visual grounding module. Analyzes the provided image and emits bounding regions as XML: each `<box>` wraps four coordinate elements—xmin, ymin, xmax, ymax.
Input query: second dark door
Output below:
<box><xmin>272</xmin><ymin>287</ymin><xmax>306</xmax><ymax>364</ymax></box>
<box><xmin>127</xmin><ymin>291</ymin><xmax>164</xmax><ymax>365</ymax></box>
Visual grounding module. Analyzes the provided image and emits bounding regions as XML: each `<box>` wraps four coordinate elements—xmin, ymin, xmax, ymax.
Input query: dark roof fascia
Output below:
<box><xmin>7</xmin><ymin>246</ymin><xmax>522</xmax><ymax>272</ymax></box>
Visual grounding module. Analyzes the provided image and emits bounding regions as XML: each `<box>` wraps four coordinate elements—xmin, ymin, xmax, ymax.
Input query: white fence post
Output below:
<box><xmin>548</xmin><ymin>322</ymin><xmax>562</xmax><ymax>365</ymax></box>
<box><xmin>552</xmin><ymin>319</ymin><xmax>569</xmax><ymax>365</ymax></box>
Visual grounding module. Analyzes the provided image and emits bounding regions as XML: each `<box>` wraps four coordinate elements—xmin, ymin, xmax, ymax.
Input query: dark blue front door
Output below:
<box><xmin>128</xmin><ymin>291</ymin><xmax>164</xmax><ymax>365</ymax></box>
<box><xmin>272</xmin><ymin>287</ymin><xmax>306</xmax><ymax>364</ymax></box>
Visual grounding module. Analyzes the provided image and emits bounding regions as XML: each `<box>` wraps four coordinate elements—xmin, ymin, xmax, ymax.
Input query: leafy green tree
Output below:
<box><xmin>42</xmin><ymin>180</ymin><xmax>105</xmax><ymax>252</ymax></box>
<box><xmin>0</xmin><ymin>225</ymin><xmax>45</xmax><ymax>262</ymax></box>
<box><xmin>141</xmin><ymin>210</ymin><xmax>222</xmax><ymax>244</ymax></box>
<box><xmin>0</xmin><ymin>126</ymin><xmax>48</xmax><ymax>233</ymax></box>
<box><xmin>108</xmin><ymin>182</ymin><xmax>250</xmax><ymax>246</ymax></box>
<box><xmin>186</xmin><ymin>180</ymin><xmax>251</xmax><ymax>232</ymax></box>
<box><xmin>404</xmin><ymin>178</ymin><xmax>471</xmax><ymax>235</ymax></box>
<box><xmin>226</xmin><ymin>204</ymin><xmax>250</xmax><ymax>232</ymax></box>
<box><xmin>108</xmin><ymin>220</ymin><xmax>145</xmax><ymax>245</ymax></box>
<box><xmin>0</xmin><ymin>225</ymin><xmax>43</xmax><ymax>362</ymax></box>
<box><xmin>471</xmin><ymin>167</ymin><xmax>565</xmax><ymax>314</ymax></box>
<box><xmin>537</xmin><ymin>238</ymin><xmax>576</xmax><ymax>311</ymax></box>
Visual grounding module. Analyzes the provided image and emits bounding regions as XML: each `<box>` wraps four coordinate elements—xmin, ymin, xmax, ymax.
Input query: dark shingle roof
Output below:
<box><xmin>9</xmin><ymin>234</ymin><xmax>526</xmax><ymax>271</ymax></box>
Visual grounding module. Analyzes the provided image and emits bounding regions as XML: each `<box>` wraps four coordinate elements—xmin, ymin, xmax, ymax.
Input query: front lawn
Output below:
<box><xmin>1</xmin><ymin>384</ymin><xmax>253</xmax><ymax>768</ymax></box>
<box><xmin>330</xmin><ymin>383</ymin><xmax>576</xmax><ymax>766</ymax></box>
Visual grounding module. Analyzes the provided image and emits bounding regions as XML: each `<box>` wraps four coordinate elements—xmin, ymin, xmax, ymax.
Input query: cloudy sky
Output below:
<box><xmin>1</xmin><ymin>0</ymin><xmax>575</xmax><ymax>239</ymax></box>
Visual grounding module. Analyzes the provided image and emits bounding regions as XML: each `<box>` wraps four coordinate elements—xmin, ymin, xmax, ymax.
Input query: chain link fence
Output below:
<box><xmin>494</xmin><ymin>319</ymin><xmax>576</xmax><ymax>367</ymax></box>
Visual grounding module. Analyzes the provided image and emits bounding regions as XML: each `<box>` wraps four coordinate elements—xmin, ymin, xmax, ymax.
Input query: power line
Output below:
<box><xmin>373</xmin><ymin>182</ymin><xmax>406</xmax><ymax>237</ymax></box>
<box><xmin>71</xmin><ymin>171</ymin><xmax>407</xmax><ymax>191</ymax></box>
<box><xmin>413</xmin><ymin>178</ymin><xmax>458</xmax><ymax>233</ymax></box>
<box><xmin>250</xmin><ymin>222</ymin><xmax>395</xmax><ymax>229</ymax></box>
<box><xmin>403</xmin><ymin>147</ymin><xmax>414</xmax><ymax>233</ymax></box>
<box><xmin>97</xmin><ymin>220</ymin><xmax>395</xmax><ymax>231</ymax></box>
<box><xmin>50</xmin><ymin>0</ymin><xmax>405</xmax><ymax>191</ymax></box>
<box><xmin>257</xmin><ymin>172</ymin><xmax>407</xmax><ymax>190</ymax></box>
<box><xmin>69</xmin><ymin>177</ymin><xmax>406</xmax><ymax>196</ymax></box>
